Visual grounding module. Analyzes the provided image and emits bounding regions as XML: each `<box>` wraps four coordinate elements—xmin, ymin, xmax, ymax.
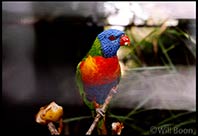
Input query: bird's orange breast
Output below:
<box><xmin>80</xmin><ymin>55</ymin><xmax>120</xmax><ymax>85</ymax></box>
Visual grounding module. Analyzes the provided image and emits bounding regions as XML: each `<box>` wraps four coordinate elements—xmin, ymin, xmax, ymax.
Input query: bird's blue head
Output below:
<box><xmin>97</xmin><ymin>29</ymin><xmax>130</xmax><ymax>58</ymax></box>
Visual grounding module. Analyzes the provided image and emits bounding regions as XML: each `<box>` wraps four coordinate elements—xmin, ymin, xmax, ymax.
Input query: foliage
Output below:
<box><xmin>123</xmin><ymin>22</ymin><xmax>196</xmax><ymax>70</ymax></box>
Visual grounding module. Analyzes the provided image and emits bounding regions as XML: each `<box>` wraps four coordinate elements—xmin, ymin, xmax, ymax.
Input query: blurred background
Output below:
<box><xmin>2</xmin><ymin>2</ymin><xmax>196</xmax><ymax>135</ymax></box>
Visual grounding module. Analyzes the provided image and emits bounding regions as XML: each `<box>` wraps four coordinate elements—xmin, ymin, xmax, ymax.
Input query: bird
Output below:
<box><xmin>76</xmin><ymin>29</ymin><xmax>130</xmax><ymax>116</ymax></box>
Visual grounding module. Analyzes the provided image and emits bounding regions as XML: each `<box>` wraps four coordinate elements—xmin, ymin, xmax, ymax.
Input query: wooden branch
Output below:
<box><xmin>86</xmin><ymin>88</ymin><xmax>116</xmax><ymax>135</ymax></box>
<box><xmin>48</xmin><ymin>122</ymin><xmax>60</xmax><ymax>135</ymax></box>
<box><xmin>86</xmin><ymin>113</ymin><xmax>101</xmax><ymax>135</ymax></box>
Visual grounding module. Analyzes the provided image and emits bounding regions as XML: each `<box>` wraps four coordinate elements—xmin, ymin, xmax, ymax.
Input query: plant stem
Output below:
<box><xmin>48</xmin><ymin>122</ymin><xmax>60</xmax><ymax>135</ymax></box>
<box><xmin>86</xmin><ymin>113</ymin><xmax>101</xmax><ymax>135</ymax></box>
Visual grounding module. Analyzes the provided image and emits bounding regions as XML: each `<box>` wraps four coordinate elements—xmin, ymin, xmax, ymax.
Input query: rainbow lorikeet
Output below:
<box><xmin>76</xmin><ymin>29</ymin><xmax>130</xmax><ymax>115</ymax></box>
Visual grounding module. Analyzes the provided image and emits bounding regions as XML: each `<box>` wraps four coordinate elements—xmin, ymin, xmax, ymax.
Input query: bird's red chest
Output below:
<box><xmin>80</xmin><ymin>55</ymin><xmax>120</xmax><ymax>85</ymax></box>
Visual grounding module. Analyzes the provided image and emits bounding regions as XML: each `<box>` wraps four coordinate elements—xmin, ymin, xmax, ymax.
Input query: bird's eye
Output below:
<box><xmin>108</xmin><ymin>35</ymin><xmax>116</xmax><ymax>41</ymax></box>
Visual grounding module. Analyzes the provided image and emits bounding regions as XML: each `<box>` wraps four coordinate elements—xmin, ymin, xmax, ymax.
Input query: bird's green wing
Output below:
<box><xmin>76</xmin><ymin>62</ymin><xmax>94</xmax><ymax>110</ymax></box>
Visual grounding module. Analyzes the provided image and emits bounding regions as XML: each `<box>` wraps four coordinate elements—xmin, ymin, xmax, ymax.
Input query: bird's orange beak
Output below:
<box><xmin>120</xmin><ymin>35</ymin><xmax>130</xmax><ymax>46</ymax></box>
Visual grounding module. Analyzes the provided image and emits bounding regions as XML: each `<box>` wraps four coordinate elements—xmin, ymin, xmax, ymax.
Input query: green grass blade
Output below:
<box><xmin>174</xmin><ymin>120</ymin><xmax>196</xmax><ymax>128</ymax></box>
<box><xmin>157</xmin><ymin>111</ymin><xmax>193</xmax><ymax>126</ymax></box>
<box><xmin>63</xmin><ymin>116</ymin><xmax>92</xmax><ymax>123</ymax></box>
<box><xmin>108</xmin><ymin>113</ymin><xmax>135</xmax><ymax>121</ymax></box>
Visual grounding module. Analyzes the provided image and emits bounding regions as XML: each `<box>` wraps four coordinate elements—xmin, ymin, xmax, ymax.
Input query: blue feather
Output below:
<box><xmin>98</xmin><ymin>29</ymin><xmax>124</xmax><ymax>58</ymax></box>
<box><xmin>84</xmin><ymin>77</ymin><xmax>120</xmax><ymax>104</ymax></box>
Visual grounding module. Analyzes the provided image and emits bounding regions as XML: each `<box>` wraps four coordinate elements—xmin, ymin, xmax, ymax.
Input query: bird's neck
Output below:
<box><xmin>87</xmin><ymin>38</ymin><xmax>103</xmax><ymax>57</ymax></box>
<box><xmin>87</xmin><ymin>38</ymin><xmax>118</xmax><ymax>58</ymax></box>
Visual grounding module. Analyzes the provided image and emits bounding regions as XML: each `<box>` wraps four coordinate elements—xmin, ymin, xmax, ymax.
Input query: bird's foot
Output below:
<box><xmin>96</xmin><ymin>108</ymin><xmax>105</xmax><ymax>117</ymax></box>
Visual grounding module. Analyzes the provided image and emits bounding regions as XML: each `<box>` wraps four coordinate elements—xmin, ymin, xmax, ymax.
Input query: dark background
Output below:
<box><xmin>2</xmin><ymin>16</ymin><xmax>103</xmax><ymax>135</ymax></box>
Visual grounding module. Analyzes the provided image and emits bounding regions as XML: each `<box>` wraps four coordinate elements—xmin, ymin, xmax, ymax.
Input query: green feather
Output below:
<box><xmin>79</xmin><ymin>38</ymin><xmax>102</xmax><ymax>63</ymax></box>
<box><xmin>87</xmin><ymin>38</ymin><xmax>103</xmax><ymax>57</ymax></box>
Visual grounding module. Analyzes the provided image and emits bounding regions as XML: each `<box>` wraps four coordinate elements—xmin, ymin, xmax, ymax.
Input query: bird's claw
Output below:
<box><xmin>96</xmin><ymin>108</ymin><xmax>105</xmax><ymax>117</ymax></box>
